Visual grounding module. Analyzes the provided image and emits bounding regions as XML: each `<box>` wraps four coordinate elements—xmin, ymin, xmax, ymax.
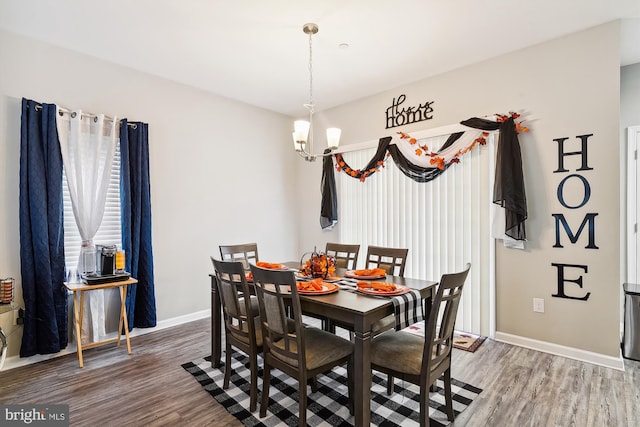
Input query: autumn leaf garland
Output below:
<box><xmin>334</xmin><ymin>112</ymin><xmax>528</xmax><ymax>181</ymax></box>
<box><xmin>334</xmin><ymin>152</ymin><xmax>390</xmax><ymax>182</ymax></box>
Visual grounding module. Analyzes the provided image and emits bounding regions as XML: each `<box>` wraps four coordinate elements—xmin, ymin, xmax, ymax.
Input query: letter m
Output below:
<box><xmin>552</xmin><ymin>213</ymin><xmax>599</xmax><ymax>249</ymax></box>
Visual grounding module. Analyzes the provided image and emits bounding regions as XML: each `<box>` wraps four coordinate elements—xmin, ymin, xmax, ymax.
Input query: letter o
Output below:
<box><xmin>557</xmin><ymin>173</ymin><xmax>591</xmax><ymax>209</ymax></box>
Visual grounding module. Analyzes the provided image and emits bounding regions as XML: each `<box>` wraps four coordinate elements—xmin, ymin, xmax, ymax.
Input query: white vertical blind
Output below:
<box><xmin>338</xmin><ymin>134</ymin><xmax>493</xmax><ymax>334</ymax></box>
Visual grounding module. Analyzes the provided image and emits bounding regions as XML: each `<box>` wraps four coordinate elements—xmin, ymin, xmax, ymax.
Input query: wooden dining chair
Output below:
<box><xmin>325</xmin><ymin>242</ymin><xmax>360</xmax><ymax>270</ymax></box>
<box><xmin>365</xmin><ymin>245</ymin><xmax>409</xmax><ymax>276</ymax></box>
<box><xmin>370</xmin><ymin>263</ymin><xmax>471</xmax><ymax>426</ymax></box>
<box><xmin>219</xmin><ymin>242</ymin><xmax>259</xmax><ymax>271</ymax></box>
<box><xmin>211</xmin><ymin>258</ymin><xmax>263</xmax><ymax>412</ymax></box>
<box><xmin>249</xmin><ymin>264</ymin><xmax>354</xmax><ymax>426</ymax></box>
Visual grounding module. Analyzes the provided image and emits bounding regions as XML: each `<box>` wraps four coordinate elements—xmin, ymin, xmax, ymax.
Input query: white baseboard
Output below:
<box><xmin>0</xmin><ymin>309</ymin><xmax>211</xmax><ymax>371</ymax></box>
<box><xmin>494</xmin><ymin>331</ymin><xmax>625</xmax><ymax>371</ymax></box>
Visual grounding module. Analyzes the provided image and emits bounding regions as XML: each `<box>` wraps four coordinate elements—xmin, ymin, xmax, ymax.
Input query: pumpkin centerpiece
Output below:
<box><xmin>300</xmin><ymin>248</ymin><xmax>336</xmax><ymax>279</ymax></box>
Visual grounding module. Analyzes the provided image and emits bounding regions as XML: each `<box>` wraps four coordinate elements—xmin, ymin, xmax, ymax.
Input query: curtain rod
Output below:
<box><xmin>334</xmin><ymin>122</ymin><xmax>487</xmax><ymax>155</ymax></box>
<box><xmin>34</xmin><ymin>103</ymin><xmax>138</xmax><ymax>128</ymax></box>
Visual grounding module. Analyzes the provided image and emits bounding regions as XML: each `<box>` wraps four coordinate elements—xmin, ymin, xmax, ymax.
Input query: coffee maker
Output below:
<box><xmin>96</xmin><ymin>244</ymin><xmax>117</xmax><ymax>276</ymax></box>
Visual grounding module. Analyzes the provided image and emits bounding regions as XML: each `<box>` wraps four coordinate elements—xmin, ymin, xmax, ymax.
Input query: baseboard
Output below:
<box><xmin>494</xmin><ymin>331</ymin><xmax>625</xmax><ymax>371</ymax></box>
<box><xmin>1</xmin><ymin>309</ymin><xmax>211</xmax><ymax>371</ymax></box>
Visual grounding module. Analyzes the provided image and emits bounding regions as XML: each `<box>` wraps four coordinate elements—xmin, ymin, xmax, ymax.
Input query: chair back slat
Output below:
<box><xmin>325</xmin><ymin>243</ymin><xmax>360</xmax><ymax>270</ymax></box>
<box><xmin>220</xmin><ymin>243</ymin><xmax>259</xmax><ymax>271</ymax></box>
<box><xmin>365</xmin><ymin>245</ymin><xmax>408</xmax><ymax>277</ymax></box>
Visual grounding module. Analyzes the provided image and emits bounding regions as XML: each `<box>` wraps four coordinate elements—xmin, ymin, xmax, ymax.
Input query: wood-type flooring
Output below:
<box><xmin>1</xmin><ymin>317</ymin><xmax>638</xmax><ymax>426</ymax></box>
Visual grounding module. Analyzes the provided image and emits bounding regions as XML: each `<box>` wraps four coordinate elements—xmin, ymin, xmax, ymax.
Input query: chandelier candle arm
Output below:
<box><xmin>292</xmin><ymin>23</ymin><xmax>341</xmax><ymax>161</ymax></box>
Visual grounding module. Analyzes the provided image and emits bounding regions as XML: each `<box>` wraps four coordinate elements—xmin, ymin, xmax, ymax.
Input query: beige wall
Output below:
<box><xmin>0</xmin><ymin>29</ymin><xmax>298</xmax><ymax>359</ymax></box>
<box><xmin>300</xmin><ymin>22</ymin><xmax>622</xmax><ymax>357</ymax></box>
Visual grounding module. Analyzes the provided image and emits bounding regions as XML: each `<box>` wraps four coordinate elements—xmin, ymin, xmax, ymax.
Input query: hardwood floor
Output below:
<box><xmin>1</xmin><ymin>317</ymin><xmax>638</xmax><ymax>426</ymax></box>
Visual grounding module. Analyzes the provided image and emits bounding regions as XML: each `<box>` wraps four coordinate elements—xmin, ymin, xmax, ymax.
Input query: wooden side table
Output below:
<box><xmin>64</xmin><ymin>277</ymin><xmax>138</xmax><ymax>367</ymax></box>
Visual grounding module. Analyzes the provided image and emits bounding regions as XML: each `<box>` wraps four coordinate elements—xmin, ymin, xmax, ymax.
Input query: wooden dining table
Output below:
<box><xmin>209</xmin><ymin>265</ymin><xmax>437</xmax><ymax>427</ymax></box>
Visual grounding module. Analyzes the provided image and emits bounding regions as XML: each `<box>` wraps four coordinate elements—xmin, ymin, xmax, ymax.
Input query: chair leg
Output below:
<box><xmin>420</xmin><ymin>386</ymin><xmax>430</xmax><ymax>427</ymax></box>
<box><xmin>249</xmin><ymin>352</ymin><xmax>259</xmax><ymax>412</ymax></box>
<box><xmin>386</xmin><ymin>374</ymin><xmax>394</xmax><ymax>395</ymax></box>
<box><xmin>299</xmin><ymin>373</ymin><xmax>308</xmax><ymax>427</ymax></box>
<box><xmin>310</xmin><ymin>376</ymin><xmax>318</xmax><ymax>393</ymax></box>
<box><xmin>347</xmin><ymin>358</ymin><xmax>354</xmax><ymax>415</ymax></box>
<box><xmin>443</xmin><ymin>368</ymin><xmax>455</xmax><ymax>421</ymax></box>
<box><xmin>260</xmin><ymin>362</ymin><xmax>271</xmax><ymax>418</ymax></box>
<box><xmin>223</xmin><ymin>345</ymin><xmax>232</xmax><ymax>389</ymax></box>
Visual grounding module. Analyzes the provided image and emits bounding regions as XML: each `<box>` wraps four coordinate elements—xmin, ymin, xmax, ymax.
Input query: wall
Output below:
<box><xmin>299</xmin><ymin>22</ymin><xmax>622</xmax><ymax>361</ymax></box>
<box><xmin>0</xmin><ymin>29</ymin><xmax>298</xmax><ymax>361</ymax></box>
<box><xmin>621</xmin><ymin>63</ymin><xmax>640</xmax><ymax>130</ymax></box>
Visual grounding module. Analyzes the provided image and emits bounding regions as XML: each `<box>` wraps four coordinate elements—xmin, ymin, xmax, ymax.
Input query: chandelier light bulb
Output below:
<box><xmin>326</xmin><ymin>128</ymin><xmax>341</xmax><ymax>150</ymax></box>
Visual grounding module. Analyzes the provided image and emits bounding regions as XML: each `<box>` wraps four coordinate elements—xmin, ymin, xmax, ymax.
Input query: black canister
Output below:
<box><xmin>97</xmin><ymin>245</ymin><xmax>116</xmax><ymax>275</ymax></box>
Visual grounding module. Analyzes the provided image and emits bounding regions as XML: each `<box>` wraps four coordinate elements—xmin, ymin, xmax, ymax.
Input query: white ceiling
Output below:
<box><xmin>1</xmin><ymin>0</ymin><xmax>639</xmax><ymax>117</ymax></box>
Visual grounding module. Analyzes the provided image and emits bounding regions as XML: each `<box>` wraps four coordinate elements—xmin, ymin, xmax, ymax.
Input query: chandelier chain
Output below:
<box><xmin>307</xmin><ymin>29</ymin><xmax>314</xmax><ymax>112</ymax></box>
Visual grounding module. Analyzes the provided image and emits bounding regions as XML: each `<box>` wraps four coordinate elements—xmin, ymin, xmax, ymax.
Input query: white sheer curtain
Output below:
<box><xmin>56</xmin><ymin>109</ymin><xmax>117</xmax><ymax>342</ymax></box>
<box><xmin>338</xmin><ymin>134</ymin><xmax>494</xmax><ymax>335</ymax></box>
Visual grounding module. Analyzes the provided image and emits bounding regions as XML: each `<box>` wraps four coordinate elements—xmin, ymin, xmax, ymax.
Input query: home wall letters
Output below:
<box><xmin>551</xmin><ymin>134</ymin><xmax>596</xmax><ymax>301</ymax></box>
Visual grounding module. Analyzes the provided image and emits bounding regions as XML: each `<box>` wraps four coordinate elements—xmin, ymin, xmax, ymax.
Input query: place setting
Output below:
<box><xmin>245</xmin><ymin>261</ymin><xmax>296</xmax><ymax>282</ymax></box>
<box><xmin>296</xmin><ymin>277</ymin><xmax>340</xmax><ymax>295</ymax></box>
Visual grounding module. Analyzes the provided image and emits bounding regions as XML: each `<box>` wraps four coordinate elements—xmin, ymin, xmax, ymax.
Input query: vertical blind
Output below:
<box><xmin>63</xmin><ymin>141</ymin><xmax>122</xmax><ymax>271</ymax></box>
<box><xmin>338</xmin><ymin>134</ymin><xmax>493</xmax><ymax>334</ymax></box>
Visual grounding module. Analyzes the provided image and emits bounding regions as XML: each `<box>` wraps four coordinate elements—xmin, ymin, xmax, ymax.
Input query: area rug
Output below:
<box><xmin>182</xmin><ymin>353</ymin><xmax>482</xmax><ymax>427</ymax></box>
<box><xmin>402</xmin><ymin>321</ymin><xmax>487</xmax><ymax>353</ymax></box>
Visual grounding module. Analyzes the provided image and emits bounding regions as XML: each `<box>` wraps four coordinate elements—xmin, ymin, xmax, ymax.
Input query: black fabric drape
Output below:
<box><xmin>459</xmin><ymin>117</ymin><xmax>500</xmax><ymax>132</ymax></box>
<box><xmin>19</xmin><ymin>99</ymin><xmax>68</xmax><ymax>357</ymax></box>
<box><xmin>334</xmin><ymin>137</ymin><xmax>392</xmax><ymax>181</ymax></box>
<box><xmin>323</xmin><ymin>115</ymin><xmax>527</xmax><ymax>240</ymax></box>
<box><xmin>320</xmin><ymin>149</ymin><xmax>338</xmax><ymax>229</ymax></box>
<box><xmin>492</xmin><ymin>117</ymin><xmax>527</xmax><ymax>240</ymax></box>
<box><xmin>461</xmin><ymin>116</ymin><xmax>527</xmax><ymax>240</ymax></box>
<box><xmin>387</xmin><ymin>132</ymin><xmax>464</xmax><ymax>183</ymax></box>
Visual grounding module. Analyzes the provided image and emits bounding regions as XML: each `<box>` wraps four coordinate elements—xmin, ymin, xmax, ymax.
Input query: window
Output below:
<box><xmin>63</xmin><ymin>141</ymin><xmax>122</xmax><ymax>271</ymax></box>
<box><xmin>338</xmin><ymin>134</ymin><xmax>494</xmax><ymax>334</ymax></box>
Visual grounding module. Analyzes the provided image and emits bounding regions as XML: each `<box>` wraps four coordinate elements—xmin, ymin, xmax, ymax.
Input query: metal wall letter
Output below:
<box><xmin>551</xmin><ymin>134</ymin><xmax>597</xmax><ymax>301</ymax></box>
<box><xmin>385</xmin><ymin>94</ymin><xmax>434</xmax><ymax>129</ymax></box>
<box><xmin>551</xmin><ymin>263</ymin><xmax>591</xmax><ymax>300</ymax></box>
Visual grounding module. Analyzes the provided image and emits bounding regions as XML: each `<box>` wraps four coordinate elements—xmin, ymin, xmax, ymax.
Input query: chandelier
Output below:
<box><xmin>292</xmin><ymin>23</ymin><xmax>341</xmax><ymax>162</ymax></box>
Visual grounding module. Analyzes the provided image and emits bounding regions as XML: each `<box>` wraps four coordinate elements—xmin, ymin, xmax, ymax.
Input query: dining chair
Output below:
<box><xmin>365</xmin><ymin>245</ymin><xmax>410</xmax><ymax>335</ymax></box>
<box><xmin>211</xmin><ymin>258</ymin><xmax>263</xmax><ymax>412</ymax></box>
<box><xmin>219</xmin><ymin>242</ymin><xmax>259</xmax><ymax>271</ymax></box>
<box><xmin>365</xmin><ymin>245</ymin><xmax>409</xmax><ymax>276</ymax></box>
<box><xmin>249</xmin><ymin>264</ymin><xmax>354</xmax><ymax>426</ymax></box>
<box><xmin>370</xmin><ymin>263</ymin><xmax>471</xmax><ymax>426</ymax></box>
<box><xmin>325</xmin><ymin>242</ymin><xmax>360</xmax><ymax>270</ymax></box>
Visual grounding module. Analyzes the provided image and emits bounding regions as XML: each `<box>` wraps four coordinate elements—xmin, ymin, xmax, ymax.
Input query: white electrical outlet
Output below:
<box><xmin>13</xmin><ymin>308</ymin><xmax>19</xmax><ymax>326</ymax></box>
<box><xmin>533</xmin><ymin>298</ymin><xmax>545</xmax><ymax>313</ymax></box>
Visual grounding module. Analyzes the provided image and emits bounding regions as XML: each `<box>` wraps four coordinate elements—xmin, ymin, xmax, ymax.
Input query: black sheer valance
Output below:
<box><xmin>320</xmin><ymin>114</ymin><xmax>527</xmax><ymax>241</ymax></box>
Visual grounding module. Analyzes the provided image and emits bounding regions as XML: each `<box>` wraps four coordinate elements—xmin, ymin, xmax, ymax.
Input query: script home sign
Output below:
<box><xmin>385</xmin><ymin>94</ymin><xmax>434</xmax><ymax>129</ymax></box>
<box><xmin>551</xmin><ymin>133</ymin><xmax>597</xmax><ymax>301</ymax></box>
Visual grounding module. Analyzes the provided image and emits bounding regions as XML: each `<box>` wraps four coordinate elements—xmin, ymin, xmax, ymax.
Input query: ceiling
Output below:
<box><xmin>1</xmin><ymin>1</ymin><xmax>639</xmax><ymax>117</ymax></box>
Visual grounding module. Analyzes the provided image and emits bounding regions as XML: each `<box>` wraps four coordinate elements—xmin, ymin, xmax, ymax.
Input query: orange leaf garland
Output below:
<box><xmin>335</xmin><ymin>114</ymin><xmax>528</xmax><ymax>182</ymax></box>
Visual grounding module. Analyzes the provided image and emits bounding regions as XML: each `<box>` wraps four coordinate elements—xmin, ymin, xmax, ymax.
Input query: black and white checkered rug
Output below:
<box><xmin>182</xmin><ymin>353</ymin><xmax>481</xmax><ymax>426</ymax></box>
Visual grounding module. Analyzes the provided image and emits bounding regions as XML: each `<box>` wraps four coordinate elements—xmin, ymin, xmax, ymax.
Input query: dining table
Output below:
<box><xmin>209</xmin><ymin>264</ymin><xmax>437</xmax><ymax>427</ymax></box>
